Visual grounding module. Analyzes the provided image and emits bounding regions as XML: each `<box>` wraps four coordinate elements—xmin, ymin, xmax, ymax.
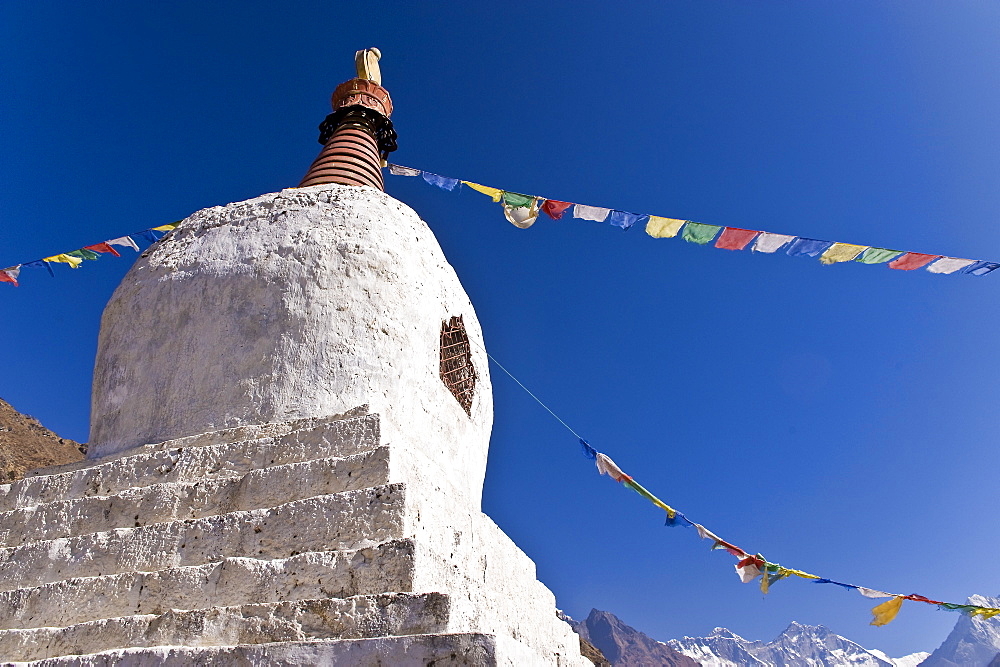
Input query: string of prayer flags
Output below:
<box><xmin>388</xmin><ymin>163</ymin><xmax>1000</xmax><ymax>280</ymax></box>
<box><xmin>1</xmin><ymin>220</ymin><xmax>175</xmax><ymax>287</ymax></box>
<box><xmin>581</xmin><ymin>438</ymin><xmax>1000</xmax><ymax>628</ymax></box>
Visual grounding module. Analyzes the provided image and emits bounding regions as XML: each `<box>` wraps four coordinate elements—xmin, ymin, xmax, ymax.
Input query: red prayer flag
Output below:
<box><xmin>888</xmin><ymin>252</ymin><xmax>939</xmax><ymax>271</ymax></box>
<box><xmin>717</xmin><ymin>541</ymin><xmax>746</xmax><ymax>557</ymax></box>
<box><xmin>904</xmin><ymin>594</ymin><xmax>944</xmax><ymax>605</ymax></box>
<box><xmin>715</xmin><ymin>227</ymin><xmax>760</xmax><ymax>251</ymax></box>
<box><xmin>85</xmin><ymin>242</ymin><xmax>121</xmax><ymax>257</ymax></box>
<box><xmin>0</xmin><ymin>271</ymin><xmax>17</xmax><ymax>287</ymax></box>
<box><xmin>541</xmin><ymin>200</ymin><xmax>572</xmax><ymax>220</ymax></box>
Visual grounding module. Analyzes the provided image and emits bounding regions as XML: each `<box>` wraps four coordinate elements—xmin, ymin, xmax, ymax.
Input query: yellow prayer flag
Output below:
<box><xmin>43</xmin><ymin>254</ymin><xmax>83</xmax><ymax>269</ymax></box>
<box><xmin>152</xmin><ymin>222</ymin><xmax>180</xmax><ymax>232</ymax></box>
<box><xmin>462</xmin><ymin>181</ymin><xmax>503</xmax><ymax>202</ymax></box>
<box><xmin>781</xmin><ymin>568</ymin><xmax>820</xmax><ymax>580</ymax></box>
<box><xmin>870</xmin><ymin>596</ymin><xmax>904</xmax><ymax>627</ymax></box>
<box><xmin>820</xmin><ymin>243</ymin><xmax>868</xmax><ymax>265</ymax></box>
<box><xmin>645</xmin><ymin>216</ymin><xmax>686</xmax><ymax>239</ymax></box>
<box><xmin>971</xmin><ymin>607</ymin><xmax>1000</xmax><ymax>620</ymax></box>
<box><xmin>651</xmin><ymin>498</ymin><xmax>677</xmax><ymax>516</ymax></box>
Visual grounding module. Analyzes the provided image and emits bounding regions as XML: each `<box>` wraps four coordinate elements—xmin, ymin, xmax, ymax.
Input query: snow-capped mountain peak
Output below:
<box><xmin>920</xmin><ymin>594</ymin><xmax>1000</xmax><ymax>666</ymax></box>
<box><xmin>668</xmin><ymin>621</ymin><xmax>927</xmax><ymax>667</ymax></box>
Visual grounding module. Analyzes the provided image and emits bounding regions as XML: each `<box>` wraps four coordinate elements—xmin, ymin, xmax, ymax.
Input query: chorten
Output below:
<box><xmin>0</xmin><ymin>50</ymin><xmax>589</xmax><ymax>664</ymax></box>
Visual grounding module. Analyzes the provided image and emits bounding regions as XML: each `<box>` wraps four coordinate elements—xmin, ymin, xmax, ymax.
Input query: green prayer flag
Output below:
<box><xmin>502</xmin><ymin>192</ymin><xmax>534</xmax><ymax>208</ymax></box>
<box><xmin>856</xmin><ymin>247</ymin><xmax>903</xmax><ymax>264</ymax></box>
<box><xmin>67</xmin><ymin>249</ymin><xmax>100</xmax><ymax>260</ymax></box>
<box><xmin>681</xmin><ymin>222</ymin><xmax>722</xmax><ymax>245</ymax></box>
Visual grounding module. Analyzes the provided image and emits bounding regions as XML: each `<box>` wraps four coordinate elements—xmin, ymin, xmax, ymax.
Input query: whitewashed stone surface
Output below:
<box><xmin>2</xmin><ymin>187</ymin><xmax>588</xmax><ymax>665</ymax></box>
<box><xmin>91</xmin><ymin>184</ymin><xmax>492</xmax><ymax>508</ymax></box>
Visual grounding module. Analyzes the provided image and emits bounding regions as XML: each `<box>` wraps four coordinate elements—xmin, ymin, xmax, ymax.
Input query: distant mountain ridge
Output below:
<box><xmin>667</xmin><ymin>621</ymin><xmax>928</xmax><ymax>666</ymax></box>
<box><xmin>567</xmin><ymin>608</ymin><xmax>929</xmax><ymax>666</ymax></box>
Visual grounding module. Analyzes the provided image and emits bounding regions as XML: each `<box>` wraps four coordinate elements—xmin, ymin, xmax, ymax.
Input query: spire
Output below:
<box><xmin>298</xmin><ymin>48</ymin><xmax>397</xmax><ymax>190</ymax></box>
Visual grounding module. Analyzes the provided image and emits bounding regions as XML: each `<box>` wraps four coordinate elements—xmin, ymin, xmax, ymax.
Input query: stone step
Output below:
<box><xmin>0</xmin><ymin>483</ymin><xmax>407</xmax><ymax>593</ymax></box>
<box><xmin>0</xmin><ymin>413</ymin><xmax>379</xmax><ymax>513</ymax></box>
<box><xmin>0</xmin><ymin>539</ymin><xmax>416</xmax><ymax>632</ymax></box>
<box><xmin>0</xmin><ymin>592</ymin><xmax>451</xmax><ymax>663</ymax></box>
<box><xmin>0</xmin><ymin>446</ymin><xmax>391</xmax><ymax>548</ymax></box>
<box><xmin>8</xmin><ymin>633</ymin><xmax>548</xmax><ymax>667</ymax></box>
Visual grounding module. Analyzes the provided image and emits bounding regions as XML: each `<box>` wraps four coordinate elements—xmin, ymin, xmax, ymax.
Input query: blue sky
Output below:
<box><xmin>2</xmin><ymin>2</ymin><xmax>999</xmax><ymax>657</ymax></box>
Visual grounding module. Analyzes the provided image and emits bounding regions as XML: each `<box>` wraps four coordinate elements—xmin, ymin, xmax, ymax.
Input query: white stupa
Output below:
<box><xmin>0</xmin><ymin>51</ymin><xmax>589</xmax><ymax>665</ymax></box>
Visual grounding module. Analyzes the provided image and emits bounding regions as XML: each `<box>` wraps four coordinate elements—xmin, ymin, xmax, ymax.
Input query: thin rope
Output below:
<box><xmin>474</xmin><ymin>341</ymin><xmax>585</xmax><ymax>442</ymax></box>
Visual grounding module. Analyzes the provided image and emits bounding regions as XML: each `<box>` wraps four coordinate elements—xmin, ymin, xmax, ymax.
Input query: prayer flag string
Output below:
<box><xmin>0</xmin><ymin>223</ymin><xmax>180</xmax><ymax>288</ymax></box>
<box><xmin>389</xmin><ymin>164</ymin><xmax>1000</xmax><ymax>279</ymax></box>
<box><xmin>473</xmin><ymin>337</ymin><xmax>1000</xmax><ymax>628</ymax></box>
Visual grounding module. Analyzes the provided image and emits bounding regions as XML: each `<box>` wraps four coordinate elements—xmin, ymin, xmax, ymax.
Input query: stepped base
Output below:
<box><xmin>0</xmin><ymin>412</ymin><xmax>588</xmax><ymax>665</ymax></box>
<box><xmin>11</xmin><ymin>633</ymin><xmax>546</xmax><ymax>666</ymax></box>
<box><xmin>2</xmin><ymin>594</ymin><xmax>449</xmax><ymax>663</ymax></box>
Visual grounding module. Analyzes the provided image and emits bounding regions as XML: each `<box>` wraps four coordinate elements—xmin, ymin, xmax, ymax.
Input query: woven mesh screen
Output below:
<box><xmin>439</xmin><ymin>316</ymin><xmax>476</xmax><ymax>415</ymax></box>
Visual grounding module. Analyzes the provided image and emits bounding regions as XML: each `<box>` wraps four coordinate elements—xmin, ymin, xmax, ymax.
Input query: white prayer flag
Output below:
<box><xmin>753</xmin><ymin>233</ymin><xmax>795</xmax><ymax>253</ymax></box>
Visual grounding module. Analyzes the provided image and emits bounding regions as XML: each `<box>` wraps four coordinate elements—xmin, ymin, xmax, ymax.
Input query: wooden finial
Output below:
<box><xmin>355</xmin><ymin>48</ymin><xmax>382</xmax><ymax>85</ymax></box>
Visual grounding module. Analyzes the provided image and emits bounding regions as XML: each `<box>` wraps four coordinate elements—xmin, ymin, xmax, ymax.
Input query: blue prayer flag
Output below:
<box><xmin>422</xmin><ymin>172</ymin><xmax>459</xmax><ymax>191</ymax></box>
<box><xmin>579</xmin><ymin>439</ymin><xmax>598</xmax><ymax>460</ymax></box>
<box><xmin>137</xmin><ymin>230</ymin><xmax>164</xmax><ymax>244</ymax></box>
<box><xmin>786</xmin><ymin>238</ymin><xmax>835</xmax><ymax>258</ymax></box>
<box><xmin>608</xmin><ymin>211</ymin><xmax>649</xmax><ymax>231</ymax></box>
<box><xmin>23</xmin><ymin>260</ymin><xmax>53</xmax><ymax>277</ymax></box>
<box><xmin>813</xmin><ymin>578</ymin><xmax>858</xmax><ymax>591</ymax></box>
<box><xmin>965</xmin><ymin>261</ymin><xmax>1000</xmax><ymax>276</ymax></box>
<box><xmin>664</xmin><ymin>512</ymin><xmax>694</xmax><ymax>528</ymax></box>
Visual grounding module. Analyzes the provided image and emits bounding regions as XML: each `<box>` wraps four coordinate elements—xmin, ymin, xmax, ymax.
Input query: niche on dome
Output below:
<box><xmin>439</xmin><ymin>316</ymin><xmax>477</xmax><ymax>415</ymax></box>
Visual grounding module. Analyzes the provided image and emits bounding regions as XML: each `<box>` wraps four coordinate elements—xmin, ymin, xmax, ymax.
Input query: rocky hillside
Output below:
<box><xmin>569</xmin><ymin>609</ymin><xmax>699</xmax><ymax>666</ymax></box>
<box><xmin>0</xmin><ymin>397</ymin><xmax>84</xmax><ymax>480</ymax></box>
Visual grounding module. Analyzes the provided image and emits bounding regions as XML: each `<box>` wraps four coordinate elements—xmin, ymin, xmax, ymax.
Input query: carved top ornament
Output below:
<box><xmin>355</xmin><ymin>48</ymin><xmax>382</xmax><ymax>84</ymax></box>
<box><xmin>330</xmin><ymin>48</ymin><xmax>392</xmax><ymax>118</ymax></box>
